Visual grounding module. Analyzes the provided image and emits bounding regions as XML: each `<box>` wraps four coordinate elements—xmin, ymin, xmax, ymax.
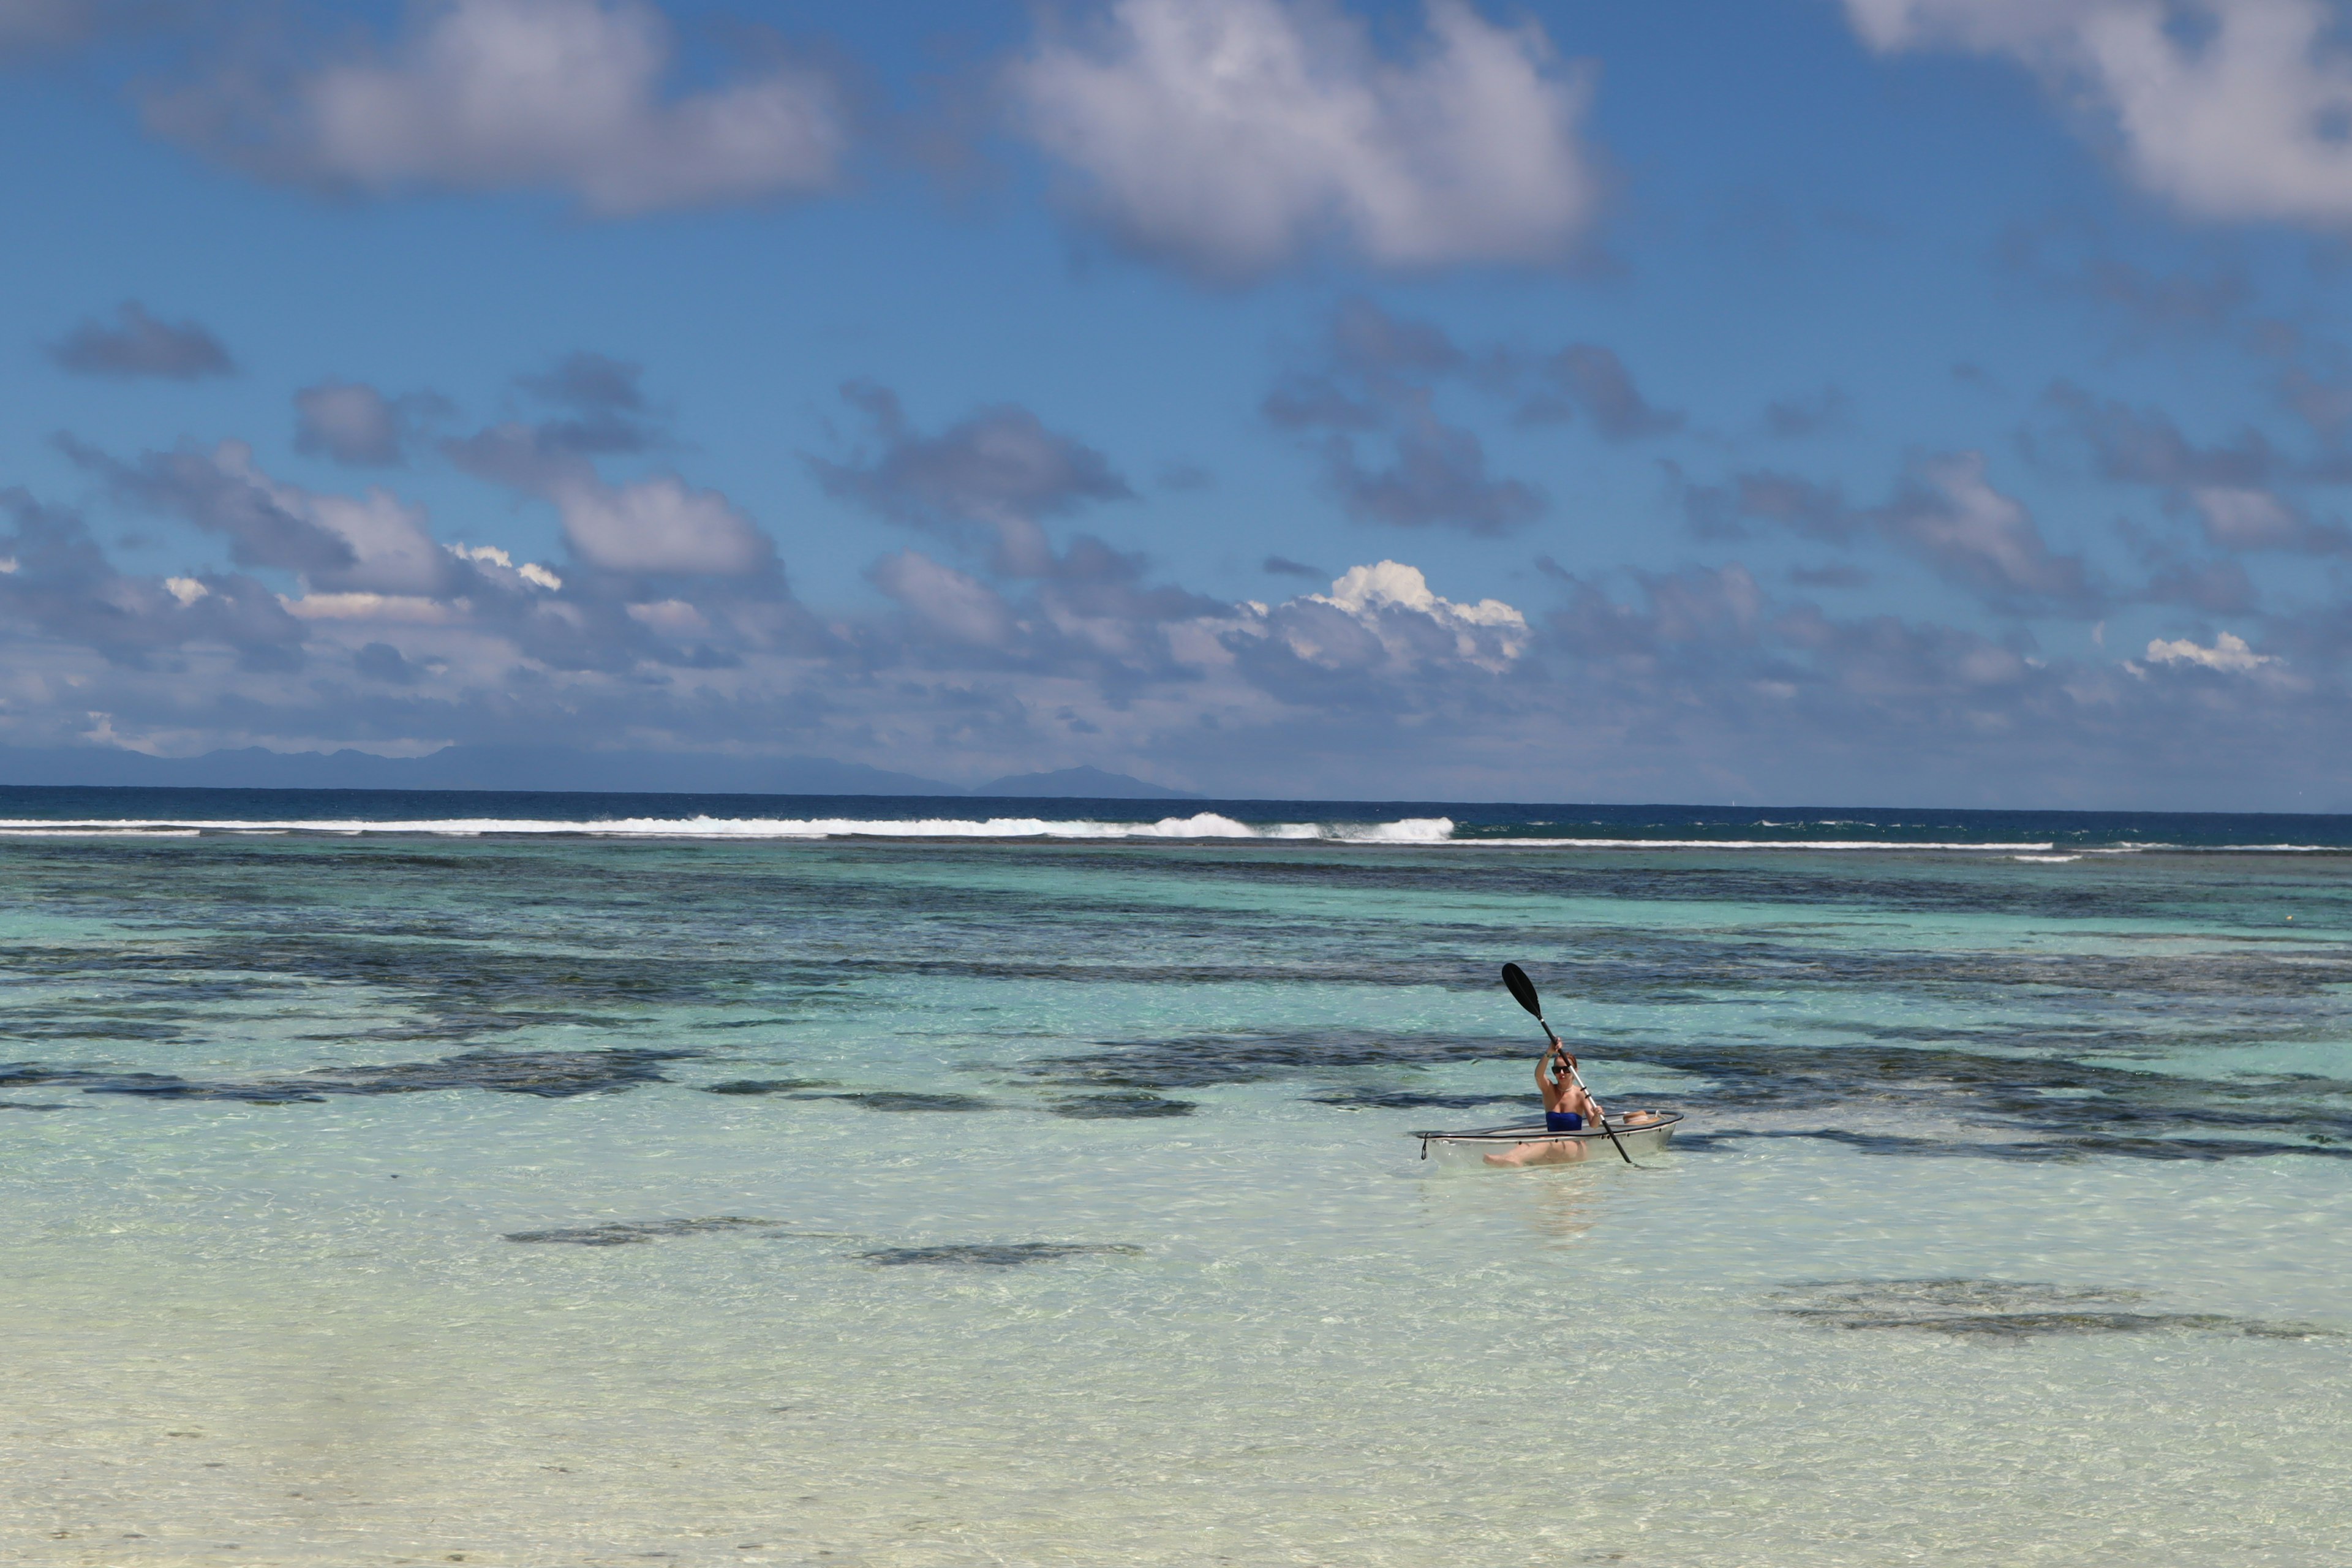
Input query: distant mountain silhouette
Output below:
<box><xmin>0</xmin><ymin>744</ymin><xmax>957</xmax><ymax>797</ymax></box>
<box><xmin>972</xmin><ymin>766</ymin><xmax>1198</xmax><ymax>799</ymax></box>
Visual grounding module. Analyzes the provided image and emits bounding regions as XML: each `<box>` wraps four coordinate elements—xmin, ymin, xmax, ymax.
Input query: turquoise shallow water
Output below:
<box><xmin>5</xmin><ymin>820</ymin><xmax>2351</xmax><ymax>1566</ymax></box>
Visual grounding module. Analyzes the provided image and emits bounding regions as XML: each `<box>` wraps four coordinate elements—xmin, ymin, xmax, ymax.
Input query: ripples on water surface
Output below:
<box><xmin>4</xmin><ymin>793</ymin><xmax>2350</xmax><ymax>1565</ymax></box>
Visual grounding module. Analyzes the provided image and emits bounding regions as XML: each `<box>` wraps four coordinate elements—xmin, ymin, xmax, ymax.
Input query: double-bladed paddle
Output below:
<box><xmin>1500</xmin><ymin>961</ymin><xmax>1634</xmax><ymax>1166</ymax></box>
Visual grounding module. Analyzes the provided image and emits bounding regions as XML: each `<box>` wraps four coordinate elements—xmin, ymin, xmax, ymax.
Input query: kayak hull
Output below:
<box><xmin>1411</xmin><ymin>1110</ymin><xmax>1683</xmax><ymax>1166</ymax></box>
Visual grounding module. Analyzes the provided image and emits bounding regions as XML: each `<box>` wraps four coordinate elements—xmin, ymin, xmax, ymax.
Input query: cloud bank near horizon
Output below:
<box><xmin>2</xmin><ymin>341</ymin><xmax>2341</xmax><ymax>809</ymax></box>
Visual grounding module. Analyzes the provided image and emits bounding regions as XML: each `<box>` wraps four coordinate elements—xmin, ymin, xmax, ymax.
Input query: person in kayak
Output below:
<box><xmin>1483</xmin><ymin>1043</ymin><xmax>1656</xmax><ymax>1166</ymax></box>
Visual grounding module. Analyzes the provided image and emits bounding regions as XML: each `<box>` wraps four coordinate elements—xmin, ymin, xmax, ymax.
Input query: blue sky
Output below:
<box><xmin>5</xmin><ymin>0</ymin><xmax>2352</xmax><ymax>807</ymax></box>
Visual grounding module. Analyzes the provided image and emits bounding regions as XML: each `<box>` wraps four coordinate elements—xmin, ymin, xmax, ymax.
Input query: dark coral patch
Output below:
<box><xmin>833</xmin><ymin>1091</ymin><xmax>995</xmax><ymax>1113</ymax></box>
<box><xmin>1047</xmin><ymin>1093</ymin><xmax>1196</xmax><ymax>1118</ymax></box>
<box><xmin>700</xmin><ymin>1078</ymin><xmax>839</xmax><ymax>1095</ymax></box>
<box><xmin>1769</xmin><ymin>1279</ymin><xmax>2338</xmax><ymax>1340</ymax></box>
<box><xmin>859</xmin><ymin>1243</ymin><xmax>1143</xmax><ymax>1268</ymax></box>
<box><xmin>1</xmin><ymin>1047</ymin><xmax>693</xmax><ymax>1104</ymax></box>
<box><xmin>505</xmin><ymin>1216</ymin><xmax>801</xmax><ymax>1246</ymax></box>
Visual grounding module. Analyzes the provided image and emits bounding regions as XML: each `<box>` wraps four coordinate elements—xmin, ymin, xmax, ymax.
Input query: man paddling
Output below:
<box><xmin>1484</xmin><ymin>1042</ymin><xmax>1657</xmax><ymax>1167</ymax></box>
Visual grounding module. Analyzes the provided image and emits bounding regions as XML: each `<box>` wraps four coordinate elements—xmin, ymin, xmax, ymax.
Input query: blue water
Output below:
<box><xmin>4</xmin><ymin>788</ymin><xmax>2349</xmax><ymax>1565</ymax></box>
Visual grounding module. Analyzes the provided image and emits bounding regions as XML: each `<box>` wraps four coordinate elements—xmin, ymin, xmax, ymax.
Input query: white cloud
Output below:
<box><xmin>2190</xmin><ymin>485</ymin><xmax>2302</xmax><ymax>548</ymax></box>
<box><xmin>2144</xmin><ymin>629</ymin><xmax>2276</xmax><ymax>671</ymax></box>
<box><xmin>552</xmin><ymin>473</ymin><xmax>769</xmax><ymax>574</ymax></box>
<box><xmin>1846</xmin><ymin>0</ymin><xmax>2352</xmax><ymax>227</ymax></box>
<box><xmin>199</xmin><ymin>442</ymin><xmax>453</xmax><ymax>595</ymax></box>
<box><xmin>163</xmin><ymin>576</ymin><xmax>209</xmax><ymax>606</ymax></box>
<box><xmin>1883</xmin><ymin>452</ymin><xmax>2099</xmax><ymax>611</ymax></box>
<box><xmin>1008</xmin><ymin>0</ymin><xmax>1600</xmax><ymax>278</ymax></box>
<box><xmin>1261</xmin><ymin>559</ymin><xmax>1528</xmax><ymax>671</ymax></box>
<box><xmin>164</xmin><ymin>0</ymin><xmax>845</xmax><ymax>216</ymax></box>
<box><xmin>625</xmin><ymin>598</ymin><xmax>709</xmax><ymax>633</ymax></box>
<box><xmin>450</xmin><ymin>542</ymin><xmax>563</xmax><ymax>590</ymax></box>
<box><xmin>869</xmin><ymin>549</ymin><xmax>1017</xmax><ymax>647</ymax></box>
<box><xmin>280</xmin><ymin>592</ymin><xmax>461</xmax><ymax>624</ymax></box>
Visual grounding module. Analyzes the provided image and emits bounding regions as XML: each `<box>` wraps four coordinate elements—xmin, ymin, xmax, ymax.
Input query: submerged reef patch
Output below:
<box><xmin>505</xmin><ymin>1216</ymin><xmax>803</xmax><ymax>1246</ymax></box>
<box><xmin>859</xmin><ymin>1243</ymin><xmax>1144</xmax><ymax>1268</ymax></box>
<box><xmin>2</xmin><ymin>1047</ymin><xmax>694</xmax><ymax>1104</ymax></box>
<box><xmin>829</xmin><ymin>1091</ymin><xmax>995</xmax><ymax>1113</ymax></box>
<box><xmin>1028</xmin><ymin>1030</ymin><xmax>1476</xmax><ymax>1091</ymax></box>
<box><xmin>700</xmin><ymin>1078</ymin><xmax>839</xmax><ymax>1095</ymax></box>
<box><xmin>1307</xmin><ymin>1087</ymin><xmax>1525</xmax><ymax>1112</ymax></box>
<box><xmin>1047</xmin><ymin>1092</ymin><xmax>1196</xmax><ymax>1118</ymax></box>
<box><xmin>1768</xmin><ymin>1278</ymin><xmax>2339</xmax><ymax>1340</ymax></box>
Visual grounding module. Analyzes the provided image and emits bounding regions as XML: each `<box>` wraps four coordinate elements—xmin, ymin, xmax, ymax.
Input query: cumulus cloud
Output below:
<box><xmin>1318</xmin><ymin>400</ymin><xmax>1543</xmax><ymax>533</ymax></box>
<box><xmin>1546</xmin><ymin>562</ymin><xmax>1767</xmax><ymax>658</ymax></box>
<box><xmin>869</xmin><ymin>549</ymin><xmax>1017</xmax><ymax>648</ymax></box>
<box><xmin>1264</xmin><ymin>299</ymin><xmax>1559</xmax><ymax>532</ymax></box>
<box><xmin>550</xmin><ymin>471</ymin><xmax>770</xmax><ymax>576</ymax></box>
<box><xmin>1006</xmin><ymin>0</ymin><xmax>1601</xmax><ymax>279</ymax></box>
<box><xmin>1684</xmin><ymin>454</ymin><xmax>2101</xmax><ymax>614</ymax></box>
<box><xmin>353</xmin><ymin>640</ymin><xmax>421</xmax><ymax>684</ymax></box>
<box><xmin>0</xmin><ymin>488</ymin><xmax>306</xmax><ymax>669</ymax></box>
<box><xmin>447</xmin><ymin>352</ymin><xmax>663</xmax><ymax>488</ymax></box>
<box><xmin>1845</xmin><ymin>0</ymin><xmax>2352</xmax><ymax>228</ymax></box>
<box><xmin>151</xmin><ymin>0</ymin><xmax>847</xmax><ymax>216</ymax></box>
<box><xmin>1265</xmin><ymin>300</ymin><xmax>1684</xmax><ymax>531</ymax></box>
<box><xmin>517</xmin><ymin>350</ymin><xmax>658</xmax><ymax>450</ymax></box>
<box><xmin>809</xmin><ymin>383</ymin><xmax>1133</xmax><ymax>574</ymax></box>
<box><xmin>295</xmin><ymin>380</ymin><xmax>451</xmax><ymax>466</ymax></box>
<box><xmin>1305</xmin><ymin>559</ymin><xmax>1528</xmax><ymax>669</ymax></box>
<box><xmin>1533</xmin><ymin>344</ymin><xmax>1684</xmax><ymax>440</ymax></box>
<box><xmin>437</xmin><ymin>352</ymin><xmax>775</xmax><ymax>581</ymax></box>
<box><xmin>47</xmin><ymin>302</ymin><xmax>233</xmax><ymax>380</ymax></box>
<box><xmin>75</xmin><ymin>439</ymin><xmax>456</xmax><ymax>595</ymax></box>
<box><xmin>2143</xmin><ymin>628</ymin><xmax>2276</xmax><ymax>672</ymax></box>
<box><xmin>2035</xmin><ymin>382</ymin><xmax>2352</xmax><ymax>552</ymax></box>
<box><xmin>1880</xmin><ymin>452</ymin><xmax>2101</xmax><ymax>613</ymax></box>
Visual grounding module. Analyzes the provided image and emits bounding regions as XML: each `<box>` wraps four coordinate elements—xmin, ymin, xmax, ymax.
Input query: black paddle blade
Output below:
<box><xmin>1500</xmin><ymin>962</ymin><xmax>1544</xmax><ymax>1019</ymax></box>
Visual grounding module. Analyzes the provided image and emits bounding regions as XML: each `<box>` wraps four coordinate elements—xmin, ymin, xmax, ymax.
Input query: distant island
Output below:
<box><xmin>0</xmin><ymin>745</ymin><xmax>1198</xmax><ymax>801</ymax></box>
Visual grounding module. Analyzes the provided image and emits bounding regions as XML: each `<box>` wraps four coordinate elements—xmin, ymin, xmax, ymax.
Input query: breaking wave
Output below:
<box><xmin>0</xmin><ymin>812</ymin><xmax>1461</xmax><ymax>844</ymax></box>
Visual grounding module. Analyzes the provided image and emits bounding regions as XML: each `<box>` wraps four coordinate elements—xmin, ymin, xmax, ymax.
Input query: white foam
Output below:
<box><xmin>1453</xmin><ymin>838</ymin><xmax>2062</xmax><ymax>851</ymax></box>
<box><xmin>0</xmin><ymin>827</ymin><xmax>203</xmax><ymax>838</ymax></box>
<box><xmin>0</xmin><ymin>813</ymin><xmax>1458</xmax><ymax>843</ymax></box>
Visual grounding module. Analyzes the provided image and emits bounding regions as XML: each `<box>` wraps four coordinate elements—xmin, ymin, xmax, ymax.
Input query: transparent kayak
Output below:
<box><xmin>1411</xmin><ymin>1110</ymin><xmax>1683</xmax><ymax>1166</ymax></box>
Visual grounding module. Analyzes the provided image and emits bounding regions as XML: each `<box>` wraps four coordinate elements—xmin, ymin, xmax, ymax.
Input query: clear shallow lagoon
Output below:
<box><xmin>4</xmin><ymin>790</ymin><xmax>2350</xmax><ymax>1566</ymax></box>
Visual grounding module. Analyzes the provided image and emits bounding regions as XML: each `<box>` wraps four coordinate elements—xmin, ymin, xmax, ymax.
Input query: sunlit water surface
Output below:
<box><xmin>5</xmin><ymin>824</ymin><xmax>2350</xmax><ymax>1566</ymax></box>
